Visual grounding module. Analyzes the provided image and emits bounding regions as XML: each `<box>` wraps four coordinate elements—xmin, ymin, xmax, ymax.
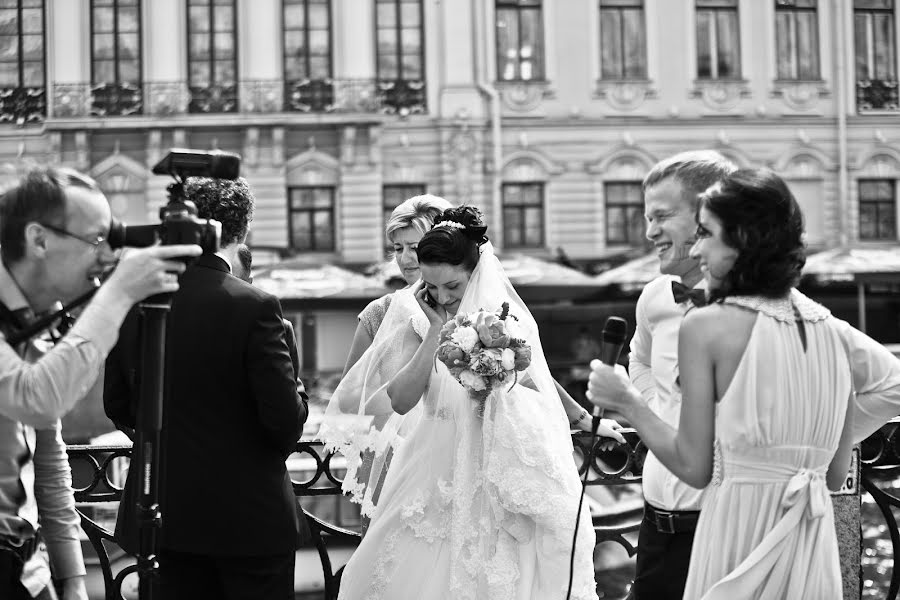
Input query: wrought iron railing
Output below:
<box><xmin>46</xmin><ymin>78</ymin><xmax>427</xmax><ymax>120</ymax></box>
<box><xmin>860</xmin><ymin>420</ymin><xmax>900</xmax><ymax>600</ymax></box>
<box><xmin>91</xmin><ymin>83</ymin><xmax>143</xmax><ymax>117</ymax></box>
<box><xmin>857</xmin><ymin>79</ymin><xmax>900</xmax><ymax>112</ymax></box>
<box><xmin>68</xmin><ymin>430</ymin><xmax>643</xmax><ymax>600</ymax></box>
<box><xmin>0</xmin><ymin>86</ymin><xmax>46</xmax><ymax>126</ymax></box>
<box><xmin>71</xmin><ymin>422</ymin><xmax>899</xmax><ymax>600</ymax></box>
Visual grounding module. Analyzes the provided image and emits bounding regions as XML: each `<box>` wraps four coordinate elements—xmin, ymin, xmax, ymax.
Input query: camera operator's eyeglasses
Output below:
<box><xmin>40</xmin><ymin>223</ymin><xmax>108</xmax><ymax>251</ymax></box>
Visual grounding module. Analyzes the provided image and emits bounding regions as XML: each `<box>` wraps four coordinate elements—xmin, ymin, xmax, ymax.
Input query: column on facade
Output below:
<box><xmin>239</xmin><ymin>0</ymin><xmax>281</xmax><ymax>111</ymax></box>
<box><xmin>48</xmin><ymin>0</ymin><xmax>91</xmax><ymax>117</ymax></box>
<box><xmin>434</xmin><ymin>0</ymin><xmax>485</xmax><ymax>120</ymax></box>
<box><xmin>144</xmin><ymin>0</ymin><xmax>188</xmax><ymax>114</ymax></box>
<box><xmin>332</xmin><ymin>0</ymin><xmax>375</xmax><ymax>81</ymax></box>
<box><xmin>340</xmin><ymin>124</ymin><xmax>384</xmax><ymax>264</ymax></box>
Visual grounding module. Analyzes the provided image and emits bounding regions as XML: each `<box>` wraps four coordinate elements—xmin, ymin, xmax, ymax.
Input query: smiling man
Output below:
<box><xmin>623</xmin><ymin>150</ymin><xmax>737</xmax><ymax>600</ymax></box>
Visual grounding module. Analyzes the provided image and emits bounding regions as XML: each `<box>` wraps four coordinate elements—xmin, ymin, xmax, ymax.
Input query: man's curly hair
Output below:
<box><xmin>699</xmin><ymin>168</ymin><xmax>806</xmax><ymax>303</ymax></box>
<box><xmin>184</xmin><ymin>176</ymin><xmax>254</xmax><ymax>247</ymax></box>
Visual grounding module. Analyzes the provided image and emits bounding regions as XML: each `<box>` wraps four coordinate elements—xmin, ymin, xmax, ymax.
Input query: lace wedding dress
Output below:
<box><xmin>320</xmin><ymin>244</ymin><xmax>598</xmax><ymax>600</ymax></box>
<box><xmin>682</xmin><ymin>291</ymin><xmax>850</xmax><ymax>599</ymax></box>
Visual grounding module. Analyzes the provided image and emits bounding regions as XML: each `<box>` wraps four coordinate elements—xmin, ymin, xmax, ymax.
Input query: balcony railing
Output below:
<box><xmin>857</xmin><ymin>79</ymin><xmax>900</xmax><ymax>112</ymax></box>
<box><xmin>0</xmin><ymin>86</ymin><xmax>46</xmax><ymax>126</ymax></box>
<box><xmin>91</xmin><ymin>83</ymin><xmax>143</xmax><ymax>117</ymax></box>
<box><xmin>46</xmin><ymin>78</ymin><xmax>427</xmax><ymax>120</ymax></box>
<box><xmin>69</xmin><ymin>423</ymin><xmax>896</xmax><ymax>600</ymax></box>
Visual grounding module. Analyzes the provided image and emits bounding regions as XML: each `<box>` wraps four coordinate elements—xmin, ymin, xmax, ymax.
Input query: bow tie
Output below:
<box><xmin>671</xmin><ymin>281</ymin><xmax>707</xmax><ymax>307</ymax></box>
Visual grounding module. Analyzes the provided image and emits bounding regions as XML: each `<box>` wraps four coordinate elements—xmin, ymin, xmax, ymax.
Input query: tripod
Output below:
<box><xmin>134</xmin><ymin>295</ymin><xmax>172</xmax><ymax>600</ymax></box>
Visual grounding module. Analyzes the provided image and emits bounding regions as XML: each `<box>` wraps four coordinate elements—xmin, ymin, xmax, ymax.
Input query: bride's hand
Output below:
<box><xmin>413</xmin><ymin>280</ymin><xmax>445</xmax><ymax>328</ymax></box>
<box><xmin>595</xmin><ymin>418</ymin><xmax>626</xmax><ymax>449</ymax></box>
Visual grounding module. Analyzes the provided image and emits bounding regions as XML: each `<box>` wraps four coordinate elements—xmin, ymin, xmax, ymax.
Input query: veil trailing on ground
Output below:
<box><xmin>441</xmin><ymin>243</ymin><xmax>597</xmax><ymax>599</ymax></box>
<box><xmin>318</xmin><ymin>286</ymin><xmax>428</xmax><ymax>516</ymax></box>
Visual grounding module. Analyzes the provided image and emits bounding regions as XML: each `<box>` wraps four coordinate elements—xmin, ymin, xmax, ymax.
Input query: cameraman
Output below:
<box><xmin>105</xmin><ymin>177</ymin><xmax>308</xmax><ymax>600</ymax></box>
<box><xmin>0</xmin><ymin>167</ymin><xmax>200</xmax><ymax>600</ymax></box>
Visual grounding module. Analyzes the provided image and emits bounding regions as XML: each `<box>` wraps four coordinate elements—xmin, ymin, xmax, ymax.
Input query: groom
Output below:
<box><xmin>589</xmin><ymin>151</ymin><xmax>900</xmax><ymax>600</ymax></box>
<box><xmin>105</xmin><ymin>177</ymin><xmax>309</xmax><ymax>599</ymax></box>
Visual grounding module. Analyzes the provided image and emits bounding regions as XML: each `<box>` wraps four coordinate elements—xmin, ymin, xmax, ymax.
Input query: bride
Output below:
<box><xmin>320</xmin><ymin>206</ymin><xmax>621</xmax><ymax>600</ymax></box>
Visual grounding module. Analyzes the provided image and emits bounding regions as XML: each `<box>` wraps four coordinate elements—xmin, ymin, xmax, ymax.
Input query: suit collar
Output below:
<box><xmin>194</xmin><ymin>253</ymin><xmax>231</xmax><ymax>274</ymax></box>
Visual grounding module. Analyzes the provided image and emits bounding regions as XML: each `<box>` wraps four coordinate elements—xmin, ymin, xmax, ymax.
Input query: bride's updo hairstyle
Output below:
<box><xmin>417</xmin><ymin>205</ymin><xmax>489</xmax><ymax>272</ymax></box>
<box><xmin>699</xmin><ymin>168</ymin><xmax>806</xmax><ymax>303</ymax></box>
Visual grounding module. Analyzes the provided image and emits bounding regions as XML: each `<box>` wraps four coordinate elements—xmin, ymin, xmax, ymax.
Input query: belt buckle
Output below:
<box><xmin>656</xmin><ymin>510</ymin><xmax>676</xmax><ymax>534</ymax></box>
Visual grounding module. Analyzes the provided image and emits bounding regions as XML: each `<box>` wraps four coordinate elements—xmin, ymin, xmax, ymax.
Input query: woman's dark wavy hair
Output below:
<box><xmin>699</xmin><ymin>168</ymin><xmax>806</xmax><ymax>303</ymax></box>
<box><xmin>417</xmin><ymin>205</ymin><xmax>489</xmax><ymax>272</ymax></box>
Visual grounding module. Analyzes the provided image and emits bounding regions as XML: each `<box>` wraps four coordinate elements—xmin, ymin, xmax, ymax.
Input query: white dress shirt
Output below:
<box><xmin>629</xmin><ymin>275</ymin><xmax>706</xmax><ymax>512</ymax></box>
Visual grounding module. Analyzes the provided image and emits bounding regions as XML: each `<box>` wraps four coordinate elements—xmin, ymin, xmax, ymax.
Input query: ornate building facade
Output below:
<box><xmin>1</xmin><ymin>0</ymin><xmax>899</xmax><ymax>265</ymax></box>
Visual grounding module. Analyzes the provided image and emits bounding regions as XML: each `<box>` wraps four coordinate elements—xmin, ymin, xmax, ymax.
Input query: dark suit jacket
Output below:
<box><xmin>104</xmin><ymin>254</ymin><xmax>310</xmax><ymax>556</ymax></box>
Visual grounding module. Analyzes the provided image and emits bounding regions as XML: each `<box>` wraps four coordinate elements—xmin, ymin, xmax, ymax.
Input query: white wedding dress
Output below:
<box><xmin>320</xmin><ymin>244</ymin><xmax>598</xmax><ymax>600</ymax></box>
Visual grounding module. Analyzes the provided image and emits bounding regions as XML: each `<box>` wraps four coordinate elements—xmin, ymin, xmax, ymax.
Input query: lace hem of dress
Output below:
<box><xmin>721</xmin><ymin>289</ymin><xmax>830</xmax><ymax>324</ymax></box>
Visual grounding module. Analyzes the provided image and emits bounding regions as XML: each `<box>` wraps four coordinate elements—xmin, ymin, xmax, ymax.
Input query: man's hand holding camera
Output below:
<box><xmin>99</xmin><ymin>243</ymin><xmax>202</xmax><ymax>307</ymax></box>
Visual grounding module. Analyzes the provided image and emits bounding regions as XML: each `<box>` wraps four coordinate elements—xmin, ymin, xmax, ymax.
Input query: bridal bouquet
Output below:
<box><xmin>435</xmin><ymin>302</ymin><xmax>532</xmax><ymax>413</ymax></box>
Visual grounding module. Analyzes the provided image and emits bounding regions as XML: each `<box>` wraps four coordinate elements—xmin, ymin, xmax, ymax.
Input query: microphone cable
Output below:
<box><xmin>566</xmin><ymin>416</ymin><xmax>602</xmax><ymax>600</ymax></box>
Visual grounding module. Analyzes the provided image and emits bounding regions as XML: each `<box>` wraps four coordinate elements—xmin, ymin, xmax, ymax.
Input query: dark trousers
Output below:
<box><xmin>628</xmin><ymin>509</ymin><xmax>697</xmax><ymax>600</ymax></box>
<box><xmin>0</xmin><ymin>551</ymin><xmax>29</xmax><ymax>600</ymax></box>
<box><xmin>159</xmin><ymin>549</ymin><xmax>295</xmax><ymax>600</ymax></box>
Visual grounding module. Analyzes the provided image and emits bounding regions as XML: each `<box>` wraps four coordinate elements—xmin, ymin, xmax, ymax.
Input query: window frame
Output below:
<box><xmin>90</xmin><ymin>0</ymin><xmax>143</xmax><ymax>88</ymax></box>
<box><xmin>695</xmin><ymin>0</ymin><xmax>742</xmax><ymax>80</ymax></box>
<box><xmin>774</xmin><ymin>0</ymin><xmax>820</xmax><ymax>81</ymax></box>
<box><xmin>374</xmin><ymin>0</ymin><xmax>425</xmax><ymax>83</ymax></box>
<box><xmin>282</xmin><ymin>0</ymin><xmax>333</xmax><ymax>84</ymax></box>
<box><xmin>599</xmin><ymin>0</ymin><xmax>647</xmax><ymax>80</ymax></box>
<box><xmin>854</xmin><ymin>0</ymin><xmax>897</xmax><ymax>81</ymax></box>
<box><xmin>501</xmin><ymin>181</ymin><xmax>545</xmax><ymax>248</ymax></box>
<box><xmin>186</xmin><ymin>0</ymin><xmax>238</xmax><ymax>110</ymax></box>
<box><xmin>0</xmin><ymin>0</ymin><xmax>46</xmax><ymax>92</ymax></box>
<box><xmin>495</xmin><ymin>0</ymin><xmax>545</xmax><ymax>82</ymax></box>
<box><xmin>287</xmin><ymin>185</ymin><xmax>337</xmax><ymax>251</ymax></box>
<box><xmin>858</xmin><ymin>178</ymin><xmax>897</xmax><ymax>240</ymax></box>
<box><xmin>603</xmin><ymin>181</ymin><xmax>646</xmax><ymax>246</ymax></box>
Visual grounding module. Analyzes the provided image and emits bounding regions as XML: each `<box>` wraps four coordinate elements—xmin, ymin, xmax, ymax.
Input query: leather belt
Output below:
<box><xmin>0</xmin><ymin>530</ymin><xmax>41</xmax><ymax>564</ymax></box>
<box><xmin>644</xmin><ymin>502</ymin><xmax>700</xmax><ymax>534</ymax></box>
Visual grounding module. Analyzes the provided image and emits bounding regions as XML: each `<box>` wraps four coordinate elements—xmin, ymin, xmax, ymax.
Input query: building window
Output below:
<box><xmin>854</xmin><ymin>0</ymin><xmax>898</xmax><ymax>111</ymax></box>
<box><xmin>383</xmin><ymin>184</ymin><xmax>426</xmax><ymax>254</ymax></box>
<box><xmin>696</xmin><ymin>0</ymin><xmax>740</xmax><ymax>80</ymax></box>
<box><xmin>288</xmin><ymin>186</ymin><xmax>335</xmax><ymax>251</ymax></box>
<box><xmin>605</xmin><ymin>182</ymin><xmax>645</xmax><ymax>245</ymax></box>
<box><xmin>775</xmin><ymin>0</ymin><xmax>819</xmax><ymax>80</ymax></box>
<box><xmin>599</xmin><ymin>0</ymin><xmax>646</xmax><ymax>80</ymax></box>
<box><xmin>502</xmin><ymin>183</ymin><xmax>544</xmax><ymax>248</ymax></box>
<box><xmin>283</xmin><ymin>0</ymin><xmax>333</xmax><ymax>112</ymax></box>
<box><xmin>496</xmin><ymin>0</ymin><xmax>544</xmax><ymax>81</ymax></box>
<box><xmin>91</xmin><ymin>0</ymin><xmax>142</xmax><ymax>116</ymax></box>
<box><xmin>858</xmin><ymin>179</ymin><xmax>896</xmax><ymax>240</ymax></box>
<box><xmin>375</xmin><ymin>0</ymin><xmax>426</xmax><ymax>113</ymax></box>
<box><xmin>0</xmin><ymin>0</ymin><xmax>46</xmax><ymax>124</ymax></box>
<box><xmin>187</xmin><ymin>0</ymin><xmax>237</xmax><ymax>113</ymax></box>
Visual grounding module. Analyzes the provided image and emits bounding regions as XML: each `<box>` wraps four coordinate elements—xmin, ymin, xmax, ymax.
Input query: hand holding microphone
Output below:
<box><xmin>586</xmin><ymin>316</ymin><xmax>644</xmax><ymax>425</ymax></box>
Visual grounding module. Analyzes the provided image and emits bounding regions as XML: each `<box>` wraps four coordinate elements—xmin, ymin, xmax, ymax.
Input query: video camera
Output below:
<box><xmin>106</xmin><ymin>148</ymin><xmax>241</xmax><ymax>252</ymax></box>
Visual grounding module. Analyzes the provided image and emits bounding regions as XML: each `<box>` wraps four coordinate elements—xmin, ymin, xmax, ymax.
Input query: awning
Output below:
<box><xmin>802</xmin><ymin>246</ymin><xmax>900</xmax><ymax>284</ymax></box>
<box><xmin>802</xmin><ymin>245</ymin><xmax>900</xmax><ymax>334</ymax></box>
<box><xmin>591</xmin><ymin>253</ymin><xmax>661</xmax><ymax>293</ymax></box>
<box><xmin>252</xmin><ymin>260</ymin><xmax>392</xmax><ymax>301</ymax></box>
<box><xmin>367</xmin><ymin>254</ymin><xmax>604</xmax><ymax>304</ymax></box>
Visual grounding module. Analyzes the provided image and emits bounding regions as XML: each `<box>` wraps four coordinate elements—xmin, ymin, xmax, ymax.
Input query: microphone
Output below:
<box><xmin>592</xmin><ymin>316</ymin><xmax>628</xmax><ymax>433</ymax></box>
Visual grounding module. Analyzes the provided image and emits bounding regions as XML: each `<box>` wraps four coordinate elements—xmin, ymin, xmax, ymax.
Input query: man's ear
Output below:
<box><xmin>23</xmin><ymin>222</ymin><xmax>49</xmax><ymax>258</ymax></box>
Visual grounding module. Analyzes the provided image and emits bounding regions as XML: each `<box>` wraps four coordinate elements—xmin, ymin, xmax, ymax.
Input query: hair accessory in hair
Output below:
<box><xmin>433</xmin><ymin>220</ymin><xmax>466</xmax><ymax>231</ymax></box>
